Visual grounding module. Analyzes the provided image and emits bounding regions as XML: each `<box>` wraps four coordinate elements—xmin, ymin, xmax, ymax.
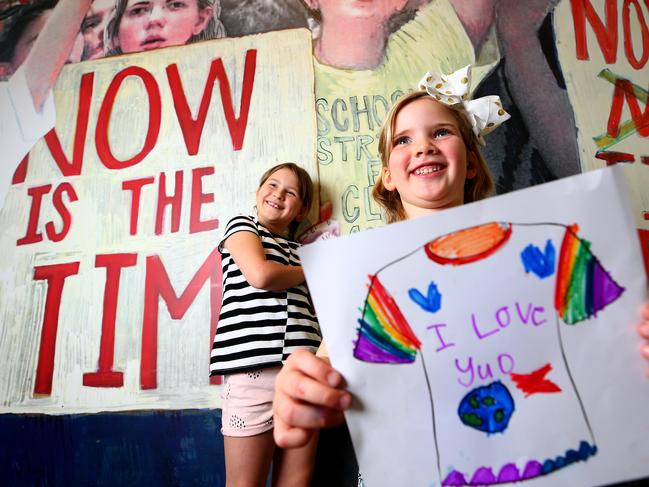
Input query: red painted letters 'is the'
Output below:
<box><xmin>17</xmin><ymin>183</ymin><xmax>78</xmax><ymax>246</ymax></box>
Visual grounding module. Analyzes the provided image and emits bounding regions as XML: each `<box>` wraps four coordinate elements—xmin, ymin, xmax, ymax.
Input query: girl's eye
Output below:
<box><xmin>127</xmin><ymin>5</ymin><xmax>150</xmax><ymax>16</ymax></box>
<box><xmin>434</xmin><ymin>128</ymin><xmax>452</xmax><ymax>138</ymax></box>
<box><xmin>287</xmin><ymin>191</ymin><xmax>297</xmax><ymax>198</ymax></box>
<box><xmin>393</xmin><ymin>136</ymin><xmax>410</xmax><ymax>146</ymax></box>
<box><xmin>81</xmin><ymin>18</ymin><xmax>99</xmax><ymax>32</ymax></box>
<box><xmin>168</xmin><ymin>1</ymin><xmax>187</xmax><ymax>9</ymax></box>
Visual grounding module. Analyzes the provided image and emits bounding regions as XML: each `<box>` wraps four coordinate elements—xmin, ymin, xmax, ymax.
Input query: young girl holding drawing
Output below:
<box><xmin>210</xmin><ymin>162</ymin><xmax>321</xmax><ymax>487</ymax></box>
<box><xmin>272</xmin><ymin>66</ymin><xmax>649</xmax><ymax>450</ymax></box>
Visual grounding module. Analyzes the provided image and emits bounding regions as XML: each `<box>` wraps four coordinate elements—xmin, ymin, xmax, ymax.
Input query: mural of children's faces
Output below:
<box><xmin>304</xmin><ymin>0</ymin><xmax>408</xmax><ymax>23</ymax></box>
<box><xmin>302</xmin><ymin>0</ymin><xmax>409</xmax><ymax>69</ymax></box>
<box><xmin>81</xmin><ymin>0</ymin><xmax>116</xmax><ymax>60</ymax></box>
<box><xmin>10</xmin><ymin>8</ymin><xmax>84</xmax><ymax>72</ymax></box>
<box><xmin>116</xmin><ymin>0</ymin><xmax>213</xmax><ymax>54</ymax></box>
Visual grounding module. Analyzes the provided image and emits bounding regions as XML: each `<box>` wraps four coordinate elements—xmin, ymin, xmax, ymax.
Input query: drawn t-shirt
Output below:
<box><xmin>356</xmin><ymin>222</ymin><xmax>624</xmax><ymax>486</ymax></box>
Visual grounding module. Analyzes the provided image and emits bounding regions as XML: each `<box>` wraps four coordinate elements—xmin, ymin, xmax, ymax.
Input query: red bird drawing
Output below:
<box><xmin>510</xmin><ymin>363</ymin><xmax>562</xmax><ymax>397</ymax></box>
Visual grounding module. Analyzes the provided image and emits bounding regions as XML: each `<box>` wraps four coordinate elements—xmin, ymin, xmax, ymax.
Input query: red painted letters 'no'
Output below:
<box><xmin>571</xmin><ymin>0</ymin><xmax>649</xmax><ymax>68</ymax></box>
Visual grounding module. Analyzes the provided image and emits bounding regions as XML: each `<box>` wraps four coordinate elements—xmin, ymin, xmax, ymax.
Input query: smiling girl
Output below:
<box><xmin>210</xmin><ymin>163</ymin><xmax>321</xmax><ymax>487</ymax></box>
<box><xmin>104</xmin><ymin>0</ymin><xmax>225</xmax><ymax>56</ymax></box>
<box><xmin>272</xmin><ymin>68</ymin><xmax>649</xmax><ymax>457</ymax></box>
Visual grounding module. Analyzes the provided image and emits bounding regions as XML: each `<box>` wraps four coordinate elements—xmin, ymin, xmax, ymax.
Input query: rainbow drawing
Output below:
<box><xmin>555</xmin><ymin>225</ymin><xmax>624</xmax><ymax>324</ymax></box>
<box><xmin>354</xmin><ymin>275</ymin><xmax>422</xmax><ymax>363</ymax></box>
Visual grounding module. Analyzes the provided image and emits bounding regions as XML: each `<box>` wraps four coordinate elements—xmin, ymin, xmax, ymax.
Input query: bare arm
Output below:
<box><xmin>24</xmin><ymin>0</ymin><xmax>93</xmax><ymax>111</ymax></box>
<box><xmin>495</xmin><ymin>0</ymin><xmax>581</xmax><ymax>177</ymax></box>
<box><xmin>224</xmin><ymin>231</ymin><xmax>306</xmax><ymax>290</ymax></box>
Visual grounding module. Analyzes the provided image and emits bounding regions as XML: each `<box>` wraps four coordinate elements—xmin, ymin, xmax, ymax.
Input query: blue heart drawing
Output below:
<box><xmin>520</xmin><ymin>239</ymin><xmax>556</xmax><ymax>279</ymax></box>
<box><xmin>409</xmin><ymin>281</ymin><xmax>442</xmax><ymax>313</ymax></box>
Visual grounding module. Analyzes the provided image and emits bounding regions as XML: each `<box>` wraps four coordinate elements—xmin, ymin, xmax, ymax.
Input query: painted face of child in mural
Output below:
<box><xmin>308</xmin><ymin>0</ymin><xmax>407</xmax><ymax>22</ymax></box>
<box><xmin>382</xmin><ymin>97</ymin><xmax>476</xmax><ymax>219</ymax></box>
<box><xmin>10</xmin><ymin>8</ymin><xmax>84</xmax><ymax>72</ymax></box>
<box><xmin>81</xmin><ymin>0</ymin><xmax>115</xmax><ymax>60</ymax></box>
<box><xmin>117</xmin><ymin>0</ymin><xmax>212</xmax><ymax>53</ymax></box>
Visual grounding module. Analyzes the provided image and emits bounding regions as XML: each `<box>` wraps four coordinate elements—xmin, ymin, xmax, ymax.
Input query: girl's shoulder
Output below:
<box><xmin>224</xmin><ymin>214</ymin><xmax>258</xmax><ymax>233</ymax></box>
<box><xmin>223</xmin><ymin>215</ymin><xmax>298</xmax><ymax>247</ymax></box>
<box><xmin>219</xmin><ymin>215</ymin><xmax>260</xmax><ymax>252</ymax></box>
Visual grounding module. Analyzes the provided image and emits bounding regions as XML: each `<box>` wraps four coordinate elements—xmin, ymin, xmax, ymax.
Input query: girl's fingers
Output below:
<box><xmin>272</xmin><ymin>349</ymin><xmax>351</xmax><ymax>448</ymax></box>
<box><xmin>284</xmin><ymin>349</ymin><xmax>344</xmax><ymax>388</ymax></box>
<box><xmin>638</xmin><ymin>323</ymin><xmax>649</xmax><ymax>340</ymax></box>
<box><xmin>274</xmin><ymin>394</ymin><xmax>345</xmax><ymax>430</ymax></box>
<box><xmin>273</xmin><ymin>420</ymin><xmax>312</xmax><ymax>449</ymax></box>
<box><xmin>640</xmin><ymin>302</ymin><xmax>649</xmax><ymax>321</ymax></box>
<box><xmin>641</xmin><ymin>340</ymin><xmax>649</xmax><ymax>359</ymax></box>
<box><xmin>280</xmin><ymin>368</ymin><xmax>351</xmax><ymax>411</ymax></box>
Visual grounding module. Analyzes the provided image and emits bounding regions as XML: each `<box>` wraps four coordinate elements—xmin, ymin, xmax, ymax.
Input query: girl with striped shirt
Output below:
<box><xmin>210</xmin><ymin>162</ymin><xmax>321</xmax><ymax>487</ymax></box>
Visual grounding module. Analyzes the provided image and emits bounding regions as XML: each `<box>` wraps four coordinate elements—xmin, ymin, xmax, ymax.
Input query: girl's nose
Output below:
<box><xmin>415</xmin><ymin>140</ymin><xmax>437</xmax><ymax>157</ymax></box>
<box><xmin>148</xmin><ymin>5</ymin><xmax>167</xmax><ymax>25</ymax></box>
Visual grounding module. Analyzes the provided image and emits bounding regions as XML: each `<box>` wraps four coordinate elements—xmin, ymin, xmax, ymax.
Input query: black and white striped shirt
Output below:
<box><xmin>210</xmin><ymin>215</ymin><xmax>321</xmax><ymax>375</ymax></box>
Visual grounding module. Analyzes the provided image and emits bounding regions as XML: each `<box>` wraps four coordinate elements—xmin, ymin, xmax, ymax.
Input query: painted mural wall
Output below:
<box><xmin>0</xmin><ymin>1</ymin><xmax>647</xmax><ymax>486</ymax></box>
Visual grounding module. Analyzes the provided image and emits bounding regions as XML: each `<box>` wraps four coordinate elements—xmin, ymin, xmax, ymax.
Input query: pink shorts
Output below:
<box><xmin>221</xmin><ymin>367</ymin><xmax>280</xmax><ymax>437</ymax></box>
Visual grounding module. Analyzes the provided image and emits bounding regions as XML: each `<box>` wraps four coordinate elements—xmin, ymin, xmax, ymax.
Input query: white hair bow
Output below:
<box><xmin>418</xmin><ymin>65</ymin><xmax>510</xmax><ymax>145</ymax></box>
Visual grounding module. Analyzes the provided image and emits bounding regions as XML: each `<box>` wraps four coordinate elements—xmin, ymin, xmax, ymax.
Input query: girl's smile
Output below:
<box><xmin>412</xmin><ymin>162</ymin><xmax>447</xmax><ymax>176</ymax></box>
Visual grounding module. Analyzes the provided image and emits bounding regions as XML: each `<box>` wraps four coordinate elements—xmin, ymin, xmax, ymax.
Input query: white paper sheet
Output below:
<box><xmin>299</xmin><ymin>167</ymin><xmax>649</xmax><ymax>487</ymax></box>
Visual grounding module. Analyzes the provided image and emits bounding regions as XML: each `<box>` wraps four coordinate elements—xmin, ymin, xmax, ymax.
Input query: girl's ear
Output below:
<box><xmin>295</xmin><ymin>205</ymin><xmax>308</xmax><ymax>222</ymax></box>
<box><xmin>381</xmin><ymin>167</ymin><xmax>396</xmax><ymax>191</ymax></box>
<box><xmin>303</xmin><ymin>0</ymin><xmax>319</xmax><ymax>9</ymax></box>
<box><xmin>193</xmin><ymin>6</ymin><xmax>214</xmax><ymax>35</ymax></box>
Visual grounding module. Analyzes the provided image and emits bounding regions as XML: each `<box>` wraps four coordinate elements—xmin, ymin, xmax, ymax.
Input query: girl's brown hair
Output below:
<box><xmin>258</xmin><ymin>162</ymin><xmax>314</xmax><ymax>238</ymax></box>
<box><xmin>373</xmin><ymin>91</ymin><xmax>494</xmax><ymax>223</ymax></box>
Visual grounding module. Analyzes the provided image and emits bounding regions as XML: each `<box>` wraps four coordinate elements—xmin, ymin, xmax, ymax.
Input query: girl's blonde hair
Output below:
<box><xmin>373</xmin><ymin>91</ymin><xmax>494</xmax><ymax>223</ymax></box>
<box><xmin>104</xmin><ymin>0</ymin><xmax>226</xmax><ymax>57</ymax></box>
<box><xmin>258</xmin><ymin>162</ymin><xmax>314</xmax><ymax>238</ymax></box>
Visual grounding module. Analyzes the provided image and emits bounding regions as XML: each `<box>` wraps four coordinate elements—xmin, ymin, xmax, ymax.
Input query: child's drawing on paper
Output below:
<box><xmin>355</xmin><ymin>221</ymin><xmax>623</xmax><ymax>486</ymax></box>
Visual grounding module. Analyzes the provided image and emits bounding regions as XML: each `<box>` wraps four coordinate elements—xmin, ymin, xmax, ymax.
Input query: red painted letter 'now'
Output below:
<box><xmin>167</xmin><ymin>49</ymin><xmax>257</xmax><ymax>153</ymax></box>
<box><xmin>571</xmin><ymin>0</ymin><xmax>618</xmax><ymax>63</ymax></box>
